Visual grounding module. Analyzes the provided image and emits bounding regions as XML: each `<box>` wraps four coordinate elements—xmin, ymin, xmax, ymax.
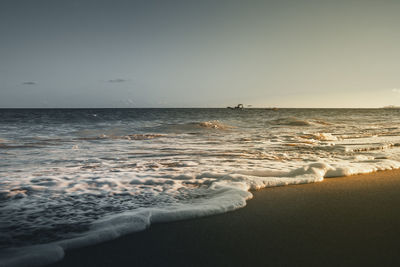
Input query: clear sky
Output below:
<box><xmin>1</xmin><ymin>0</ymin><xmax>400</xmax><ymax>108</ymax></box>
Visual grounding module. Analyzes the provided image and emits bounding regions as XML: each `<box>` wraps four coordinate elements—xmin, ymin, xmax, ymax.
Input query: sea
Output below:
<box><xmin>1</xmin><ymin>108</ymin><xmax>400</xmax><ymax>266</ymax></box>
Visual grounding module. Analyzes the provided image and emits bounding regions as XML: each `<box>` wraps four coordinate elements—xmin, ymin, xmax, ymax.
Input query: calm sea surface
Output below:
<box><xmin>2</xmin><ymin>108</ymin><xmax>400</xmax><ymax>265</ymax></box>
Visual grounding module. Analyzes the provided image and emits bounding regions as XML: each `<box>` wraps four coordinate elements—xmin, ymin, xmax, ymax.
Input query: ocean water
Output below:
<box><xmin>2</xmin><ymin>108</ymin><xmax>400</xmax><ymax>266</ymax></box>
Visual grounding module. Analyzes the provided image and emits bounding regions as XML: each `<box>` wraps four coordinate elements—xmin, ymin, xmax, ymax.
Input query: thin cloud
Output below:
<box><xmin>107</xmin><ymin>78</ymin><xmax>127</xmax><ymax>83</ymax></box>
<box><xmin>392</xmin><ymin>88</ymin><xmax>400</xmax><ymax>93</ymax></box>
<box><xmin>22</xmin><ymin>81</ymin><xmax>36</xmax><ymax>85</ymax></box>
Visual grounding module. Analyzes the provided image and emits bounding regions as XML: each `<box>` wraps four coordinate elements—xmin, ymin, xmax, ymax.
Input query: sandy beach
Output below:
<box><xmin>48</xmin><ymin>169</ymin><xmax>400</xmax><ymax>267</ymax></box>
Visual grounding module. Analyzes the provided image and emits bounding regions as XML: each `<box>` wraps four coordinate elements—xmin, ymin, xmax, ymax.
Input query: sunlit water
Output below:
<box><xmin>2</xmin><ymin>108</ymin><xmax>400</xmax><ymax>266</ymax></box>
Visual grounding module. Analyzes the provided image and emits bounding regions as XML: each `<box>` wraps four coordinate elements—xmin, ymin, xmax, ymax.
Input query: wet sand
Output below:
<box><xmin>49</xmin><ymin>170</ymin><xmax>400</xmax><ymax>266</ymax></box>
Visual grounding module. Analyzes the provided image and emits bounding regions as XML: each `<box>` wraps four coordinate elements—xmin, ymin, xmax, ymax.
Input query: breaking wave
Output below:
<box><xmin>197</xmin><ymin>120</ymin><xmax>234</xmax><ymax>130</ymax></box>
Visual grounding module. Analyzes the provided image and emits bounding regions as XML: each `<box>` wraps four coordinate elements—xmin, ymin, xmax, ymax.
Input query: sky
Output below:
<box><xmin>1</xmin><ymin>0</ymin><xmax>400</xmax><ymax>108</ymax></box>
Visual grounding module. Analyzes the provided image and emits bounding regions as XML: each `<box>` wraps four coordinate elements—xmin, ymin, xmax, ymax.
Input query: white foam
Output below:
<box><xmin>301</xmin><ymin>133</ymin><xmax>338</xmax><ymax>141</ymax></box>
<box><xmin>2</xmin><ymin>160</ymin><xmax>400</xmax><ymax>266</ymax></box>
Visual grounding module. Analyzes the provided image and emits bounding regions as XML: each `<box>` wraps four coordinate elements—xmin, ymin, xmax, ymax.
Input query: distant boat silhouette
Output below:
<box><xmin>227</xmin><ymin>104</ymin><xmax>244</xmax><ymax>110</ymax></box>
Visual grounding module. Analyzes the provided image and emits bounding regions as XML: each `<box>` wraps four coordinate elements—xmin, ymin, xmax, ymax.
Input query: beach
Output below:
<box><xmin>49</xmin><ymin>169</ymin><xmax>400</xmax><ymax>267</ymax></box>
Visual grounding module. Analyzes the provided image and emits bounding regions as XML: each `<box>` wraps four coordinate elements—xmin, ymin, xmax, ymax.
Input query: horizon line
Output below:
<box><xmin>0</xmin><ymin>107</ymin><xmax>396</xmax><ymax>109</ymax></box>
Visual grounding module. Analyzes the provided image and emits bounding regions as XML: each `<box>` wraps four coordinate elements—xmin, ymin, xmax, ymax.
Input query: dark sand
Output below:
<box><xmin>49</xmin><ymin>170</ymin><xmax>400</xmax><ymax>266</ymax></box>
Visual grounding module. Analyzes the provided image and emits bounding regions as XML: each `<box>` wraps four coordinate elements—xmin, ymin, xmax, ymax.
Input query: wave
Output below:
<box><xmin>270</xmin><ymin>117</ymin><xmax>331</xmax><ymax>127</ymax></box>
<box><xmin>77</xmin><ymin>133</ymin><xmax>165</xmax><ymax>141</ymax></box>
<box><xmin>0</xmin><ymin>134</ymin><xmax>165</xmax><ymax>150</ymax></box>
<box><xmin>300</xmin><ymin>133</ymin><xmax>339</xmax><ymax>141</ymax></box>
<box><xmin>154</xmin><ymin>120</ymin><xmax>235</xmax><ymax>133</ymax></box>
<box><xmin>197</xmin><ymin>120</ymin><xmax>234</xmax><ymax>130</ymax></box>
<box><xmin>342</xmin><ymin>142</ymin><xmax>400</xmax><ymax>153</ymax></box>
<box><xmin>2</xmin><ymin>159</ymin><xmax>400</xmax><ymax>267</ymax></box>
<box><xmin>270</xmin><ymin>117</ymin><xmax>312</xmax><ymax>126</ymax></box>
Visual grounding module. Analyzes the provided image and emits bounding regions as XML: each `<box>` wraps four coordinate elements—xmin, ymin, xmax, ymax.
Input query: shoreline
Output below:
<box><xmin>48</xmin><ymin>169</ymin><xmax>400</xmax><ymax>266</ymax></box>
